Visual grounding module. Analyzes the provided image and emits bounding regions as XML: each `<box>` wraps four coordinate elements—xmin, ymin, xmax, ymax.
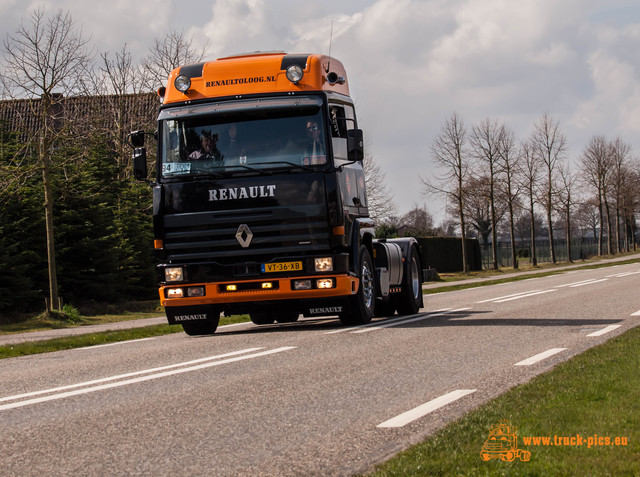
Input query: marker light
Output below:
<box><xmin>286</xmin><ymin>65</ymin><xmax>304</xmax><ymax>84</ymax></box>
<box><xmin>226</xmin><ymin>284</ymin><xmax>238</xmax><ymax>292</ymax></box>
<box><xmin>174</xmin><ymin>75</ymin><xmax>191</xmax><ymax>93</ymax></box>
<box><xmin>261</xmin><ymin>282</ymin><xmax>274</xmax><ymax>289</ymax></box>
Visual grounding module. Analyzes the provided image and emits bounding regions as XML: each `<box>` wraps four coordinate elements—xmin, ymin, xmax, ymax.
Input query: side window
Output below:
<box><xmin>329</xmin><ymin>105</ymin><xmax>347</xmax><ymax>138</ymax></box>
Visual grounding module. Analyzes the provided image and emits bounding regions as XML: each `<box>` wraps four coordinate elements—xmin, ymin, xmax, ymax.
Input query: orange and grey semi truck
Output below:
<box><xmin>130</xmin><ymin>52</ymin><xmax>426</xmax><ymax>335</ymax></box>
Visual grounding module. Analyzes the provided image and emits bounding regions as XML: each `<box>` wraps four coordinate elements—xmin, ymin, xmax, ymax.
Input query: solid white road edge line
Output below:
<box><xmin>476</xmin><ymin>290</ymin><xmax>542</xmax><ymax>303</ymax></box>
<box><xmin>0</xmin><ymin>347</ymin><xmax>265</xmax><ymax>404</ymax></box>
<box><xmin>352</xmin><ymin>308</ymin><xmax>472</xmax><ymax>334</ymax></box>
<box><xmin>568</xmin><ymin>278</ymin><xmax>608</xmax><ymax>288</ymax></box>
<box><xmin>554</xmin><ymin>278</ymin><xmax>601</xmax><ymax>288</ymax></box>
<box><xmin>514</xmin><ymin>348</ymin><xmax>567</xmax><ymax>366</ymax></box>
<box><xmin>377</xmin><ymin>389</ymin><xmax>477</xmax><ymax>428</ymax></box>
<box><xmin>0</xmin><ymin>347</ymin><xmax>295</xmax><ymax>411</ymax></box>
<box><xmin>494</xmin><ymin>289</ymin><xmax>557</xmax><ymax>303</ymax></box>
<box><xmin>323</xmin><ymin>309</ymin><xmax>453</xmax><ymax>335</ymax></box>
<box><xmin>74</xmin><ymin>337</ymin><xmax>157</xmax><ymax>350</ymax></box>
<box><xmin>586</xmin><ymin>325</ymin><xmax>622</xmax><ymax>337</ymax></box>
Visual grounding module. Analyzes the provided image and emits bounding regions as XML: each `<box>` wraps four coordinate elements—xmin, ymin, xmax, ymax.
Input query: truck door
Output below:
<box><xmin>330</xmin><ymin>104</ymin><xmax>368</xmax><ymax>216</ymax></box>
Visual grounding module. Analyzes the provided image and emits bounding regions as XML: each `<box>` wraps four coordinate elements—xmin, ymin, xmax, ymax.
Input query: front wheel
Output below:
<box><xmin>340</xmin><ymin>246</ymin><xmax>376</xmax><ymax>326</ymax></box>
<box><xmin>250</xmin><ymin>312</ymin><xmax>275</xmax><ymax>325</ymax></box>
<box><xmin>166</xmin><ymin>305</ymin><xmax>220</xmax><ymax>336</ymax></box>
<box><xmin>275</xmin><ymin>312</ymin><xmax>299</xmax><ymax>323</ymax></box>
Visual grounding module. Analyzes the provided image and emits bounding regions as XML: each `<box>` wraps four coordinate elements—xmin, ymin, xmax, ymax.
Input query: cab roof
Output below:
<box><xmin>160</xmin><ymin>52</ymin><xmax>350</xmax><ymax>105</ymax></box>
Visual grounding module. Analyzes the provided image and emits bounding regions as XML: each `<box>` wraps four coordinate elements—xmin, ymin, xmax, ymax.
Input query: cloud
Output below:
<box><xmin>3</xmin><ymin>0</ymin><xmax>640</xmax><ymax>221</ymax></box>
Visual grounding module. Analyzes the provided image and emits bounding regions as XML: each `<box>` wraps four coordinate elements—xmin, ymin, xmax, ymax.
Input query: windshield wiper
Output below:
<box><xmin>222</xmin><ymin>164</ymin><xmax>273</xmax><ymax>176</ymax></box>
<box><xmin>263</xmin><ymin>161</ymin><xmax>316</xmax><ymax>172</ymax></box>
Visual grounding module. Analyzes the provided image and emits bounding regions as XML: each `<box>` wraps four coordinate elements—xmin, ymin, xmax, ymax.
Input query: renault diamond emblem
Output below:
<box><xmin>236</xmin><ymin>224</ymin><xmax>253</xmax><ymax>248</ymax></box>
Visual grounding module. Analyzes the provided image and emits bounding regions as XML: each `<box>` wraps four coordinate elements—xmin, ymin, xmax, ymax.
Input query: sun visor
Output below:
<box><xmin>158</xmin><ymin>96</ymin><xmax>322</xmax><ymax>121</ymax></box>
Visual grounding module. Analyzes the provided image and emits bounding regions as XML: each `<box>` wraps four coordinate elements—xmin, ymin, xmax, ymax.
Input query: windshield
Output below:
<box><xmin>161</xmin><ymin>103</ymin><xmax>328</xmax><ymax>178</ymax></box>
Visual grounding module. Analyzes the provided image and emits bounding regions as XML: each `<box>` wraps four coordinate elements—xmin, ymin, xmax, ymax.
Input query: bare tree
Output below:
<box><xmin>1</xmin><ymin>8</ymin><xmax>93</xmax><ymax>313</ymax></box>
<box><xmin>470</xmin><ymin>118</ymin><xmax>503</xmax><ymax>269</ymax></box>
<box><xmin>579</xmin><ymin>135</ymin><xmax>611</xmax><ymax>255</ymax></box>
<box><xmin>556</xmin><ymin>162</ymin><xmax>576</xmax><ymax>262</ymax></box>
<box><xmin>399</xmin><ymin>204</ymin><xmax>435</xmax><ymax>237</ymax></box>
<box><xmin>363</xmin><ymin>154</ymin><xmax>397</xmax><ymax>222</ymax></box>
<box><xmin>97</xmin><ymin>44</ymin><xmax>155</xmax><ymax>179</ymax></box>
<box><xmin>530</xmin><ymin>114</ymin><xmax>567</xmax><ymax>263</ymax></box>
<box><xmin>422</xmin><ymin>112</ymin><xmax>470</xmax><ymax>273</ymax></box>
<box><xmin>463</xmin><ymin>175</ymin><xmax>492</xmax><ymax>244</ymax></box>
<box><xmin>140</xmin><ymin>29</ymin><xmax>210</xmax><ymax>92</ymax></box>
<box><xmin>609</xmin><ymin>137</ymin><xmax>632</xmax><ymax>253</ymax></box>
<box><xmin>520</xmin><ymin>140</ymin><xmax>539</xmax><ymax>266</ymax></box>
<box><xmin>498</xmin><ymin>125</ymin><xmax>521</xmax><ymax>268</ymax></box>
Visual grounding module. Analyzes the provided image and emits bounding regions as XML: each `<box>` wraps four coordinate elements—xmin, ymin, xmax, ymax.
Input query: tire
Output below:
<box><xmin>340</xmin><ymin>246</ymin><xmax>375</xmax><ymax>326</ymax></box>
<box><xmin>275</xmin><ymin>312</ymin><xmax>299</xmax><ymax>323</ymax></box>
<box><xmin>250</xmin><ymin>312</ymin><xmax>276</xmax><ymax>325</ymax></box>
<box><xmin>181</xmin><ymin>313</ymin><xmax>220</xmax><ymax>336</ymax></box>
<box><xmin>374</xmin><ymin>298</ymin><xmax>396</xmax><ymax>317</ymax></box>
<box><xmin>394</xmin><ymin>245</ymin><xmax>422</xmax><ymax>315</ymax></box>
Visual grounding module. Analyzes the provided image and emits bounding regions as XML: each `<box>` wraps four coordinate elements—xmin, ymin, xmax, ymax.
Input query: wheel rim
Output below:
<box><xmin>410</xmin><ymin>256</ymin><xmax>420</xmax><ymax>299</ymax></box>
<box><xmin>362</xmin><ymin>260</ymin><xmax>374</xmax><ymax>309</ymax></box>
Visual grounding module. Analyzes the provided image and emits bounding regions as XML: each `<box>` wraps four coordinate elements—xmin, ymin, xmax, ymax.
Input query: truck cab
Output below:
<box><xmin>131</xmin><ymin>52</ymin><xmax>424</xmax><ymax>335</ymax></box>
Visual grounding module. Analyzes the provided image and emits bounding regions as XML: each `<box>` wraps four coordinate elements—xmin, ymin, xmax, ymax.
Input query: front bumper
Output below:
<box><xmin>159</xmin><ymin>274</ymin><xmax>359</xmax><ymax>307</ymax></box>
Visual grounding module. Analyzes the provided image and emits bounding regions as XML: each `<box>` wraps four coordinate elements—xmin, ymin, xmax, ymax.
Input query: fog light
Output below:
<box><xmin>262</xmin><ymin>282</ymin><xmax>273</xmax><ymax>289</ymax></box>
<box><xmin>315</xmin><ymin>257</ymin><xmax>333</xmax><ymax>272</ymax></box>
<box><xmin>293</xmin><ymin>279</ymin><xmax>312</xmax><ymax>290</ymax></box>
<box><xmin>167</xmin><ymin>288</ymin><xmax>184</xmax><ymax>298</ymax></box>
<box><xmin>226</xmin><ymin>284</ymin><xmax>238</xmax><ymax>292</ymax></box>
<box><xmin>187</xmin><ymin>287</ymin><xmax>205</xmax><ymax>297</ymax></box>
<box><xmin>165</xmin><ymin>267</ymin><xmax>184</xmax><ymax>283</ymax></box>
<box><xmin>316</xmin><ymin>278</ymin><xmax>335</xmax><ymax>289</ymax></box>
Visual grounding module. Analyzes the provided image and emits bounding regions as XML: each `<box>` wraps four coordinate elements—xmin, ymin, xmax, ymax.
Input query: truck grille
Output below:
<box><xmin>163</xmin><ymin>204</ymin><xmax>330</xmax><ymax>263</ymax></box>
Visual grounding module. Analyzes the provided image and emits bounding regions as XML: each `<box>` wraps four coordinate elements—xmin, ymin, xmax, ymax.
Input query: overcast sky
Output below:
<box><xmin>2</xmin><ymin>0</ymin><xmax>640</xmax><ymax>222</ymax></box>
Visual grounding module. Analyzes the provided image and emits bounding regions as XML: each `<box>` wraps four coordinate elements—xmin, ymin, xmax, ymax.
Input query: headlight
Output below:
<box><xmin>165</xmin><ymin>267</ymin><xmax>184</xmax><ymax>283</ymax></box>
<box><xmin>174</xmin><ymin>75</ymin><xmax>191</xmax><ymax>92</ymax></box>
<box><xmin>286</xmin><ymin>65</ymin><xmax>304</xmax><ymax>84</ymax></box>
<box><xmin>315</xmin><ymin>257</ymin><xmax>333</xmax><ymax>272</ymax></box>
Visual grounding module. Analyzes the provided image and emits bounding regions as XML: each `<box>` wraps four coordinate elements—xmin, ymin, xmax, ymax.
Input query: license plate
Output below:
<box><xmin>262</xmin><ymin>261</ymin><xmax>303</xmax><ymax>273</ymax></box>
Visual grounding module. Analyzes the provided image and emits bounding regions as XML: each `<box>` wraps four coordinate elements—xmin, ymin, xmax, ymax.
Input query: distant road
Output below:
<box><xmin>2</xmin><ymin>262</ymin><xmax>639</xmax><ymax>476</ymax></box>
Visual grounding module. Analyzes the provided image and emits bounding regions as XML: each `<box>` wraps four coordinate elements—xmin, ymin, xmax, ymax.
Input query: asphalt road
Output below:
<box><xmin>2</xmin><ymin>261</ymin><xmax>639</xmax><ymax>476</ymax></box>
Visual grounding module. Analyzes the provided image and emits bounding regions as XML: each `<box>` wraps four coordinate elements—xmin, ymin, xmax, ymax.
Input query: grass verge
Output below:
<box><xmin>0</xmin><ymin>314</ymin><xmax>250</xmax><ymax>359</ymax></box>
<box><xmin>426</xmin><ymin>255</ymin><xmax>640</xmax><ymax>295</ymax></box>
<box><xmin>368</xmin><ymin>326</ymin><xmax>640</xmax><ymax>476</ymax></box>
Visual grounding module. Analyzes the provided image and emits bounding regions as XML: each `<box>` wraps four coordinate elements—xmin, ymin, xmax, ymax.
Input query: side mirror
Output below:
<box><xmin>347</xmin><ymin>129</ymin><xmax>364</xmax><ymax>162</ymax></box>
<box><xmin>129</xmin><ymin>130</ymin><xmax>146</xmax><ymax>148</ymax></box>
<box><xmin>133</xmin><ymin>148</ymin><xmax>148</xmax><ymax>180</ymax></box>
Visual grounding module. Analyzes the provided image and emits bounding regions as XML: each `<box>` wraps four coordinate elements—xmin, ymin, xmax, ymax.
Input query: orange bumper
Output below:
<box><xmin>160</xmin><ymin>274</ymin><xmax>359</xmax><ymax>307</ymax></box>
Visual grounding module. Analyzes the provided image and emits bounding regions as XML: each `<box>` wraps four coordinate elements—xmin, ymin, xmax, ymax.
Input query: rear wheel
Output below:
<box><xmin>394</xmin><ymin>245</ymin><xmax>423</xmax><ymax>315</ymax></box>
<box><xmin>340</xmin><ymin>246</ymin><xmax>376</xmax><ymax>326</ymax></box>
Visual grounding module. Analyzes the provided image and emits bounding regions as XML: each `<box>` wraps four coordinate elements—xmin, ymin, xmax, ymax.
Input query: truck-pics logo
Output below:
<box><xmin>481</xmin><ymin>420</ymin><xmax>531</xmax><ymax>462</ymax></box>
<box><xmin>209</xmin><ymin>185</ymin><xmax>276</xmax><ymax>201</ymax></box>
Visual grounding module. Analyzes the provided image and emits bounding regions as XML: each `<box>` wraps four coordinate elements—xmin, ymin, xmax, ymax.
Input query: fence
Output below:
<box><xmin>480</xmin><ymin>238</ymin><xmax>603</xmax><ymax>269</ymax></box>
